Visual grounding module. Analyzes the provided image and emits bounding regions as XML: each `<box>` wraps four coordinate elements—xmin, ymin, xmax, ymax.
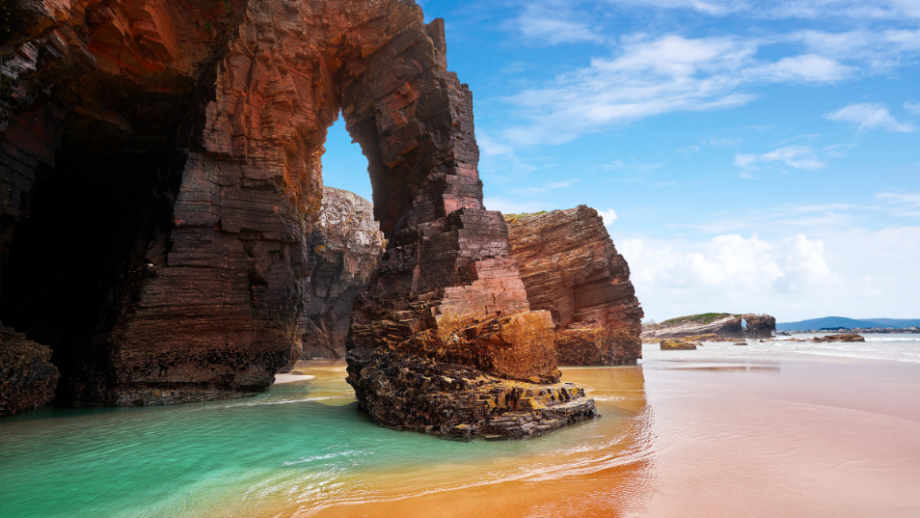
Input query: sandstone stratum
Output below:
<box><xmin>1</xmin><ymin>0</ymin><xmax>601</xmax><ymax>437</ymax></box>
<box><xmin>642</xmin><ymin>313</ymin><xmax>776</xmax><ymax>341</ymax></box>
<box><xmin>505</xmin><ymin>206</ymin><xmax>644</xmax><ymax>366</ymax></box>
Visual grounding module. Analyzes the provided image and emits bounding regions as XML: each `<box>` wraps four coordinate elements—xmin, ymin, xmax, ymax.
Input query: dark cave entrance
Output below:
<box><xmin>0</xmin><ymin>104</ymin><xmax>189</xmax><ymax>402</ymax></box>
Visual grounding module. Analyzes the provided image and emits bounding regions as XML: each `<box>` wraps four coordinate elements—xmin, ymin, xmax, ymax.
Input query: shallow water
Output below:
<box><xmin>3</xmin><ymin>341</ymin><xmax>920</xmax><ymax>517</ymax></box>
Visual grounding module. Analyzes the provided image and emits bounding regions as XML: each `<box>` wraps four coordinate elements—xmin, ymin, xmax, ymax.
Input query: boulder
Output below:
<box><xmin>814</xmin><ymin>334</ymin><xmax>865</xmax><ymax>343</ymax></box>
<box><xmin>660</xmin><ymin>339</ymin><xmax>698</xmax><ymax>350</ymax></box>
<box><xmin>1</xmin><ymin>324</ymin><xmax>60</xmax><ymax>417</ymax></box>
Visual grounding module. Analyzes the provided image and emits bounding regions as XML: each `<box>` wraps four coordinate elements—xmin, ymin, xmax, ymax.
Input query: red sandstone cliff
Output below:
<box><xmin>1</xmin><ymin>0</ymin><xmax>595</xmax><ymax>436</ymax></box>
<box><xmin>505</xmin><ymin>206</ymin><xmax>644</xmax><ymax>365</ymax></box>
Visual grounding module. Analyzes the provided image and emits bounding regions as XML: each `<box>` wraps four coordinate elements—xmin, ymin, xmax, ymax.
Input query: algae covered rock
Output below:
<box><xmin>1</xmin><ymin>325</ymin><xmax>60</xmax><ymax>417</ymax></box>
<box><xmin>660</xmin><ymin>339</ymin><xmax>698</xmax><ymax>351</ymax></box>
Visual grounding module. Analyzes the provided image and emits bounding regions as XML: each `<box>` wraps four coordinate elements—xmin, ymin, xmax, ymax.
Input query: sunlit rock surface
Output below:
<box><xmin>505</xmin><ymin>206</ymin><xmax>644</xmax><ymax>366</ymax></box>
<box><xmin>2</xmin><ymin>0</ymin><xmax>596</xmax><ymax>435</ymax></box>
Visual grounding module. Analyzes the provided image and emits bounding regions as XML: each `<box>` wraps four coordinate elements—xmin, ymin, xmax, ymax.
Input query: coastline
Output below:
<box><xmin>3</xmin><ymin>349</ymin><xmax>920</xmax><ymax>518</ymax></box>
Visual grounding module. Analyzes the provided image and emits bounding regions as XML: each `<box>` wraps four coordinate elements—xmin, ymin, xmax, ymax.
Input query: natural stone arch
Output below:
<box><xmin>1</xmin><ymin>0</ymin><xmax>536</xmax><ymax>404</ymax></box>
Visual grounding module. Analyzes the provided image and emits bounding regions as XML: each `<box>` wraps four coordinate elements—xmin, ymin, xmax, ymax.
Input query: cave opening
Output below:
<box><xmin>0</xmin><ymin>91</ymin><xmax>193</xmax><ymax>402</ymax></box>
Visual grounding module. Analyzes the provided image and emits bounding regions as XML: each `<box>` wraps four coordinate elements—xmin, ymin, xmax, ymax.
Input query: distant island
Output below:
<box><xmin>777</xmin><ymin>317</ymin><xmax>920</xmax><ymax>333</ymax></box>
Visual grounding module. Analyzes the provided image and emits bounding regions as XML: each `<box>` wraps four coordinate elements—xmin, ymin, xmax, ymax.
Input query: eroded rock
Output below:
<box><xmin>0</xmin><ymin>323</ymin><xmax>59</xmax><ymax>416</ymax></box>
<box><xmin>643</xmin><ymin>313</ymin><xmax>776</xmax><ymax>341</ymax></box>
<box><xmin>2</xmin><ymin>0</ymin><xmax>597</xmax><ymax>434</ymax></box>
<box><xmin>301</xmin><ymin>187</ymin><xmax>384</xmax><ymax>360</ymax></box>
<box><xmin>505</xmin><ymin>206</ymin><xmax>644</xmax><ymax>366</ymax></box>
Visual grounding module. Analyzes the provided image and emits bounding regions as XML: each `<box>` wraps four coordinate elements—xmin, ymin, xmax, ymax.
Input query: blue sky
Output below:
<box><xmin>322</xmin><ymin>0</ymin><xmax>920</xmax><ymax>322</ymax></box>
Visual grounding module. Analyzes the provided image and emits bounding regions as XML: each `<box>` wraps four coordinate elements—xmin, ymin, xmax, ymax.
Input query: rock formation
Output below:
<box><xmin>813</xmin><ymin>334</ymin><xmax>865</xmax><ymax>343</ymax></box>
<box><xmin>642</xmin><ymin>313</ymin><xmax>776</xmax><ymax>341</ymax></box>
<box><xmin>505</xmin><ymin>206</ymin><xmax>644</xmax><ymax>365</ymax></box>
<box><xmin>659</xmin><ymin>339</ymin><xmax>698</xmax><ymax>351</ymax></box>
<box><xmin>1</xmin><ymin>0</ymin><xmax>596</xmax><ymax>436</ymax></box>
<box><xmin>301</xmin><ymin>186</ymin><xmax>383</xmax><ymax>360</ymax></box>
<box><xmin>1</xmin><ymin>323</ymin><xmax>60</xmax><ymax>416</ymax></box>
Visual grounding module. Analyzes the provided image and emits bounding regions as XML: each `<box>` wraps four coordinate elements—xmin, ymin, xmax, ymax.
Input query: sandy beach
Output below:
<box><xmin>4</xmin><ymin>350</ymin><xmax>919</xmax><ymax>518</ymax></box>
<box><xmin>308</xmin><ymin>353</ymin><xmax>920</xmax><ymax>518</ymax></box>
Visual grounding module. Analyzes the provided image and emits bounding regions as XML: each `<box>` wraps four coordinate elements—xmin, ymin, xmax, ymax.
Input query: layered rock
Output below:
<box><xmin>300</xmin><ymin>186</ymin><xmax>383</xmax><ymax>359</ymax></box>
<box><xmin>505</xmin><ymin>206</ymin><xmax>644</xmax><ymax>366</ymax></box>
<box><xmin>1</xmin><ymin>323</ymin><xmax>60</xmax><ymax>416</ymax></box>
<box><xmin>642</xmin><ymin>313</ymin><xmax>776</xmax><ymax>341</ymax></box>
<box><xmin>2</xmin><ymin>0</ymin><xmax>595</xmax><ymax>434</ymax></box>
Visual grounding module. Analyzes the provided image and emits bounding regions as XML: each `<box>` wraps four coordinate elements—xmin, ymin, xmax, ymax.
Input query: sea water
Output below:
<box><xmin>3</xmin><ymin>335</ymin><xmax>919</xmax><ymax>517</ymax></box>
<box><xmin>642</xmin><ymin>333</ymin><xmax>920</xmax><ymax>364</ymax></box>
<box><xmin>0</xmin><ymin>364</ymin><xmax>651</xmax><ymax>518</ymax></box>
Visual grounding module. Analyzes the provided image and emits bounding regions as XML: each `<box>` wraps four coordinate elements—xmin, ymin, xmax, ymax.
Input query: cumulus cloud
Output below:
<box><xmin>825</xmin><ymin>103</ymin><xmax>915</xmax><ymax>132</ymax></box>
<box><xmin>598</xmin><ymin>209</ymin><xmax>619</xmax><ymax>226</ymax></box>
<box><xmin>735</xmin><ymin>145</ymin><xmax>826</xmax><ymax>170</ymax></box>
<box><xmin>621</xmin><ymin>233</ymin><xmax>837</xmax><ymax>294</ymax></box>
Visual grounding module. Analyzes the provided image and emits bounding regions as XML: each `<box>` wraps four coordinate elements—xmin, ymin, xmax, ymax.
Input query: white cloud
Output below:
<box><xmin>500</xmin><ymin>33</ymin><xmax>865</xmax><ymax>146</ymax></box>
<box><xmin>599</xmin><ymin>209</ymin><xmax>619</xmax><ymax>226</ymax></box>
<box><xmin>621</xmin><ymin>233</ymin><xmax>838</xmax><ymax>296</ymax></box>
<box><xmin>604</xmin><ymin>0</ymin><xmax>920</xmax><ymax>19</ymax></box>
<box><xmin>735</xmin><ymin>145</ymin><xmax>826</xmax><ymax>170</ymax></box>
<box><xmin>616</xmin><ymin>229</ymin><xmax>920</xmax><ymax>321</ymax></box>
<box><xmin>877</xmin><ymin>192</ymin><xmax>920</xmax><ymax>217</ymax></box>
<box><xmin>905</xmin><ymin>101</ymin><xmax>920</xmax><ymax>114</ymax></box>
<box><xmin>510</xmin><ymin>180</ymin><xmax>574</xmax><ymax>195</ymax></box>
<box><xmin>513</xmin><ymin>3</ymin><xmax>606</xmax><ymax>45</ymax></box>
<box><xmin>826</xmin><ymin>103</ymin><xmax>915</xmax><ymax>132</ymax></box>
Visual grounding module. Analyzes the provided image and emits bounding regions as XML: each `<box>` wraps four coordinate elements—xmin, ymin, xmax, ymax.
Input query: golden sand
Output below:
<box><xmin>275</xmin><ymin>357</ymin><xmax>920</xmax><ymax>518</ymax></box>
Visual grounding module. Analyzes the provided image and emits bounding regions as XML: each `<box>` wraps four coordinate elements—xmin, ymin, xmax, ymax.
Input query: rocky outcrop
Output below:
<box><xmin>505</xmin><ymin>206</ymin><xmax>644</xmax><ymax>366</ymax></box>
<box><xmin>660</xmin><ymin>339</ymin><xmax>698</xmax><ymax>350</ymax></box>
<box><xmin>1</xmin><ymin>323</ymin><xmax>59</xmax><ymax>416</ymax></box>
<box><xmin>643</xmin><ymin>313</ymin><xmax>776</xmax><ymax>341</ymax></box>
<box><xmin>347</xmin><ymin>343</ymin><xmax>597</xmax><ymax>440</ymax></box>
<box><xmin>813</xmin><ymin>334</ymin><xmax>865</xmax><ymax>343</ymax></box>
<box><xmin>301</xmin><ymin>187</ymin><xmax>383</xmax><ymax>360</ymax></box>
<box><xmin>743</xmin><ymin>314</ymin><xmax>777</xmax><ymax>339</ymax></box>
<box><xmin>1</xmin><ymin>0</ymin><xmax>595</xmax><ymax>435</ymax></box>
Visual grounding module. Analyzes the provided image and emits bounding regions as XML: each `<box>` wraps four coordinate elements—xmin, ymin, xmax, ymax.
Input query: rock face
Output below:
<box><xmin>1</xmin><ymin>0</ymin><xmax>596</xmax><ymax>434</ymax></box>
<box><xmin>347</xmin><ymin>346</ymin><xmax>597</xmax><ymax>440</ymax></box>
<box><xmin>505</xmin><ymin>206</ymin><xmax>644</xmax><ymax>366</ymax></box>
<box><xmin>301</xmin><ymin>187</ymin><xmax>383</xmax><ymax>359</ymax></box>
<box><xmin>643</xmin><ymin>313</ymin><xmax>776</xmax><ymax>341</ymax></box>
<box><xmin>1</xmin><ymin>324</ymin><xmax>60</xmax><ymax>416</ymax></box>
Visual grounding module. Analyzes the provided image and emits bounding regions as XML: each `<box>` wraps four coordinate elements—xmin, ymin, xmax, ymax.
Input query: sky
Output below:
<box><xmin>321</xmin><ymin>0</ymin><xmax>920</xmax><ymax>323</ymax></box>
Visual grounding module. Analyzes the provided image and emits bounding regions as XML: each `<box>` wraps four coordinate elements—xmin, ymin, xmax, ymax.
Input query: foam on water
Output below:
<box><xmin>642</xmin><ymin>333</ymin><xmax>920</xmax><ymax>364</ymax></box>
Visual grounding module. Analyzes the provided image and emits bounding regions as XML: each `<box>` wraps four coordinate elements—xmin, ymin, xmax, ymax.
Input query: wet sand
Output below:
<box><xmin>306</xmin><ymin>356</ymin><xmax>920</xmax><ymax>518</ymax></box>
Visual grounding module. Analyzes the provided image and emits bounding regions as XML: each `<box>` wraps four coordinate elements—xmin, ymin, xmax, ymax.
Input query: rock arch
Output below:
<box><xmin>1</xmin><ymin>0</ymin><xmax>537</xmax><ymax>406</ymax></box>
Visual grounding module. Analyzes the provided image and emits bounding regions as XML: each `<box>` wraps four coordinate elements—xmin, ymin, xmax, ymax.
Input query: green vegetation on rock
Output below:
<box><xmin>503</xmin><ymin>211</ymin><xmax>547</xmax><ymax>224</ymax></box>
<box><xmin>659</xmin><ymin>313</ymin><xmax>732</xmax><ymax>326</ymax></box>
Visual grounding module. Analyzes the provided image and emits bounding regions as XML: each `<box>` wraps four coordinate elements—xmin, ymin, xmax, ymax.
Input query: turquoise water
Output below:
<box><xmin>0</xmin><ymin>364</ymin><xmax>650</xmax><ymax>518</ymax></box>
